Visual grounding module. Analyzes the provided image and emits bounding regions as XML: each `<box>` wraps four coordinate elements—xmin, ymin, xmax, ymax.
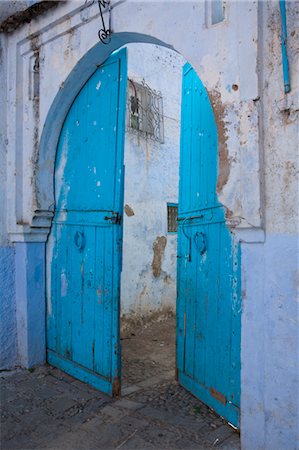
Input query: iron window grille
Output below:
<box><xmin>127</xmin><ymin>79</ymin><xmax>164</xmax><ymax>143</ymax></box>
<box><xmin>211</xmin><ymin>0</ymin><xmax>225</xmax><ymax>24</ymax></box>
<box><xmin>167</xmin><ymin>203</ymin><xmax>178</xmax><ymax>233</ymax></box>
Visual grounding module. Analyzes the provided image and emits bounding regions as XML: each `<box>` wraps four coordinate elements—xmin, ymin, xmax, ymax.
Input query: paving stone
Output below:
<box><xmin>0</xmin><ymin>318</ymin><xmax>240</xmax><ymax>450</ymax></box>
<box><xmin>203</xmin><ymin>424</ymin><xmax>235</xmax><ymax>446</ymax></box>
<box><xmin>15</xmin><ymin>407</ymin><xmax>50</xmax><ymax>429</ymax></box>
<box><xmin>113</xmin><ymin>398</ymin><xmax>145</xmax><ymax>411</ymax></box>
<box><xmin>46</xmin><ymin>396</ymin><xmax>78</xmax><ymax>417</ymax></box>
<box><xmin>120</xmin><ymin>434</ymin><xmax>156</xmax><ymax>449</ymax></box>
<box><xmin>49</xmin><ymin>367</ymin><xmax>78</xmax><ymax>383</ymax></box>
<box><xmin>100</xmin><ymin>404</ymin><xmax>129</xmax><ymax>421</ymax></box>
<box><xmin>32</xmin><ymin>383</ymin><xmax>65</xmax><ymax>399</ymax></box>
<box><xmin>139</xmin><ymin>405</ymin><xmax>208</xmax><ymax>433</ymax></box>
<box><xmin>121</xmin><ymin>384</ymin><xmax>141</xmax><ymax>396</ymax></box>
<box><xmin>126</xmin><ymin>418</ymin><xmax>206</xmax><ymax>449</ymax></box>
<box><xmin>118</xmin><ymin>414</ymin><xmax>150</xmax><ymax>430</ymax></box>
<box><xmin>174</xmin><ymin>438</ymin><xmax>210</xmax><ymax>449</ymax></box>
<box><xmin>1</xmin><ymin>433</ymin><xmax>40</xmax><ymax>450</ymax></box>
<box><xmin>218</xmin><ymin>432</ymin><xmax>241</xmax><ymax>449</ymax></box>
<box><xmin>32</xmin><ymin>420</ymin><xmax>74</xmax><ymax>444</ymax></box>
<box><xmin>81</xmin><ymin>420</ymin><xmax>131</xmax><ymax>449</ymax></box>
<box><xmin>2</xmin><ymin>420</ymin><xmax>34</xmax><ymax>442</ymax></box>
<box><xmin>80</xmin><ymin>412</ymin><xmax>107</xmax><ymax>430</ymax></box>
<box><xmin>41</xmin><ymin>429</ymin><xmax>99</xmax><ymax>450</ymax></box>
<box><xmin>137</xmin><ymin>371</ymin><xmax>174</xmax><ymax>389</ymax></box>
<box><xmin>2</xmin><ymin>397</ymin><xmax>35</xmax><ymax>416</ymax></box>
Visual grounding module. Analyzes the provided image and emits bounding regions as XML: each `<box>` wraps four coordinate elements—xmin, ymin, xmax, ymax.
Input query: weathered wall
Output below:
<box><xmin>0</xmin><ymin>31</ymin><xmax>18</xmax><ymax>369</ymax></box>
<box><xmin>258</xmin><ymin>2</ymin><xmax>298</xmax><ymax>448</ymax></box>
<box><xmin>0</xmin><ymin>1</ymin><xmax>39</xmax><ymax>24</ymax></box>
<box><xmin>240</xmin><ymin>2</ymin><xmax>299</xmax><ymax>449</ymax></box>
<box><xmin>121</xmin><ymin>44</ymin><xmax>184</xmax><ymax>317</ymax></box>
<box><xmin>0</xmin><ymin>247</ymin><xmax>17</xmax><ymax>369</ymax></box>
<box><xmin>3</xmin><ymin>0</ymin><xmax>261</xmax><ymax>240</ymax></box>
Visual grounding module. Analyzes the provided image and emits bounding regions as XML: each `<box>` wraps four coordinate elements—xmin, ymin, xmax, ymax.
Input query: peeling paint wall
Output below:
<box><xmin>0</xmin><ymin>247</ymin><xmax>17</xmax><ymax>369</ymax></box>
<box><xmin>241</xmin><ymin>3</ymin><xmax>299</xmax><ymax>450</ymax></box>
<box><xmin>0</xmin><ymin>1</ymin><xmax>41</xmax><ymax>25</ymax></box>
<box><xmin>121</xmin><ymin>44</ymin><xmax>184</xmax><ymax>317</ymax></box>
<box><xmin>263</xmin><ymin>1</ymin><xmax>298</xmax><ymax>235</ymax></box>
<box><xmin>2</xmin><ymin>0</ymin><xmax>262</xmax><ymax>239</ymax></box>
<box><xmin>0</xmin><ymin>31</ymin><xmax>18</xmax><ymax>369</ymax></box>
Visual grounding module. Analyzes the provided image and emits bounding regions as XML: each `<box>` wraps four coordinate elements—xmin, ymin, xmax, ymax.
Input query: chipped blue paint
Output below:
<box><xmin>176</xmin><ymin>63</ymin><xmax>241</xmax><ymax>427</ymax></box>
<box><xmin>16</xmin><ymin>242</ymin><xmax>46</xmax><ymax>368</ymax></box>
<box><xmin>0</xmin><ymin>246</ymin><xmax>17</xmax><ymax>369</ymax></box>
<box><xmin>47</xmin><ymin>48</ymin><xmax>127</xmax><ymax>396</ymax></box>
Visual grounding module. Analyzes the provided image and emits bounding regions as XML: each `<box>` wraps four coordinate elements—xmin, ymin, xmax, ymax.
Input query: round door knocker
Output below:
<box><xmin>194</xmin><ymin>231</ymin><xmax>207</xmax><ymax>255</ymax></box>
<box><xmin>74</xmin><ymin>231</ymin><xmax>86</xmax><ymax>251</ymax></box>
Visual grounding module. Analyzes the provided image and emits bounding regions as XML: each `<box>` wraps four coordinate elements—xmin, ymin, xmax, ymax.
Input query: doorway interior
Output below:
<box><xmin>120</xmin><ymin>43</ymin><xmax>183</xmax><ymax>393</ymax></box>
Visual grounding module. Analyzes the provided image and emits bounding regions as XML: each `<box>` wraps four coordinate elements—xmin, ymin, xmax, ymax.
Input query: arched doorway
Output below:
<box><xmin>45</xmin><ymin>39</ymin><xmax>241</xmax><ymax>428</ymax></box>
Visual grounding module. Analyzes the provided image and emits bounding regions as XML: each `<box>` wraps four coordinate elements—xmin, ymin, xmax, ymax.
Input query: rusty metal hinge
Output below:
<box><xmin>104</xmin><ymin>212</ymin><xmax>122</xmax><ymax>225</ymax></box>
<box><xmin>112</xmin><ymin>377</ymin><xmax>121</xmax><ymax>397</ymax></box>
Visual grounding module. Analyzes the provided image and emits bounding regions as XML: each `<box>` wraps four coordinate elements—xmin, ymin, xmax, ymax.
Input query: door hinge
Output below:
<box><xmin>104</xmin><ymin>212</ymin><xmax>122</xmax><ymax>225</ymax></box>
<box><xmin>112</xmin><ymin>376</ymin><xmax>121</xmax><ymax>397</ymax></box>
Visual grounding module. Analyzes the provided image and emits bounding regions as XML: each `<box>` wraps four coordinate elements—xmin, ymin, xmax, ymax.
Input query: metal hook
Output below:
<box><xmin>182</xmin><ymin>217</ymin><xmax>192</xmax><ymax>262</ymax></box>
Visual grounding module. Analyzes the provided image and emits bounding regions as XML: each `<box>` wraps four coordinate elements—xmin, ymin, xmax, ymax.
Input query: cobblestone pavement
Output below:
<box><xmin>122</xmin><ymin>314</ymin><xmax>175</xmax><ymax>388</ymax></box>
<box><xmin>1</xmin><ymin>318</ymin><xmax>240</xmax><ymax>449</ymax></box>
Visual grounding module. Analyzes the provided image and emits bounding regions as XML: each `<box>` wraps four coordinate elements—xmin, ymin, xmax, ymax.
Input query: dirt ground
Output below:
<box><xmin>122</xmin><ymin>314</ymin><xmax>176</xmax><ymax>387</ymax></box>
<box><xmin>1</xmin><ymin>317</ymin><xmax>240</xmax><ymax>450</ymax></box>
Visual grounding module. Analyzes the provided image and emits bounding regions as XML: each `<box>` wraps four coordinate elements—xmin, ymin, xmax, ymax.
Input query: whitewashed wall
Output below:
<box><xmin>240</xmin><ymin>3</ymin><xmax>299</xmax><ymax>449</ymax></box>
<box><xmin>121</xmin><ymin>44</ymin><xmax>184</xmax><ymax>317</ymax></box>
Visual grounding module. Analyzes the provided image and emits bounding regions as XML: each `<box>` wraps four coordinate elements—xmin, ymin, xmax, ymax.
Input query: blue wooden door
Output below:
<box><xmin>47</xmin><ymin>49</ymin><xmax>127</xmax><ymax>396</ymax></box>
<box><xmin>177</xmin><ymin>64</ymin><xmax>241</xmax><ymax>426</ymax></box>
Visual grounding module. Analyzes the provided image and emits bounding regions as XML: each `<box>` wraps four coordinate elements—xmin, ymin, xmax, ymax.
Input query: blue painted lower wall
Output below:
<box><xmin>0</xmin><ymin>245</ymin><xmax>17</xmax><ymax>369</ymax></box>
<box><xmin>15</xmin><ymin>242</ymin><xmax>46</xmax><ymax>368</ymax></box>
<box><xmin>241</xmin><ymin>233</ymin><xmax>298</xmax><ymax>450</ymax></box>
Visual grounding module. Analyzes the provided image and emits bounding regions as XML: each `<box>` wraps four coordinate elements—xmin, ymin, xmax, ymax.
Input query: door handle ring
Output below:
<box><xmin>194</xmin><ymin>231</ymin><xmax>207</xmax><ymax>255</ymax></box>
<box><xmin>74</xmin><ymin>231</ymin><xmax>86</xmax><ymax>251</ymax></box>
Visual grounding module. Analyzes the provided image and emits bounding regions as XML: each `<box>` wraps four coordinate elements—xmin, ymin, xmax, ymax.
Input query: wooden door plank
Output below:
<box><xmin>177</xmin><ymin>63</ymin><xmax>241</xmax><ymax>427</ymax></box>
<box><xmin>47</xmin><ymin>48</ymin><xmax>127</xmax><ymax>396</ymax></box>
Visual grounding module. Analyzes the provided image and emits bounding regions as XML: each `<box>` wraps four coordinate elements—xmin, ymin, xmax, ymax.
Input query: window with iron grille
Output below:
<box><xmin>211</xmin><ymin>0</ymin><xmax>225</xmax><ymax>24</ymax></box>
<box><xmin>127</xmin><ymin>79</ymin><xmax>164</xmax><ymax>143</ymax></box>
<box><xmin>167</xmin><ymin>203</ymin><xmax>178</xmax><ymax>233</ymax></box>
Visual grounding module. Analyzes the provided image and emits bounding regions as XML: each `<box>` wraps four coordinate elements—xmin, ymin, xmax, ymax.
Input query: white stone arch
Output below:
<box><xmin>7</xmin><ymin>0</ymin><xmax>261</xmax><ymax>241</ymax></box>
